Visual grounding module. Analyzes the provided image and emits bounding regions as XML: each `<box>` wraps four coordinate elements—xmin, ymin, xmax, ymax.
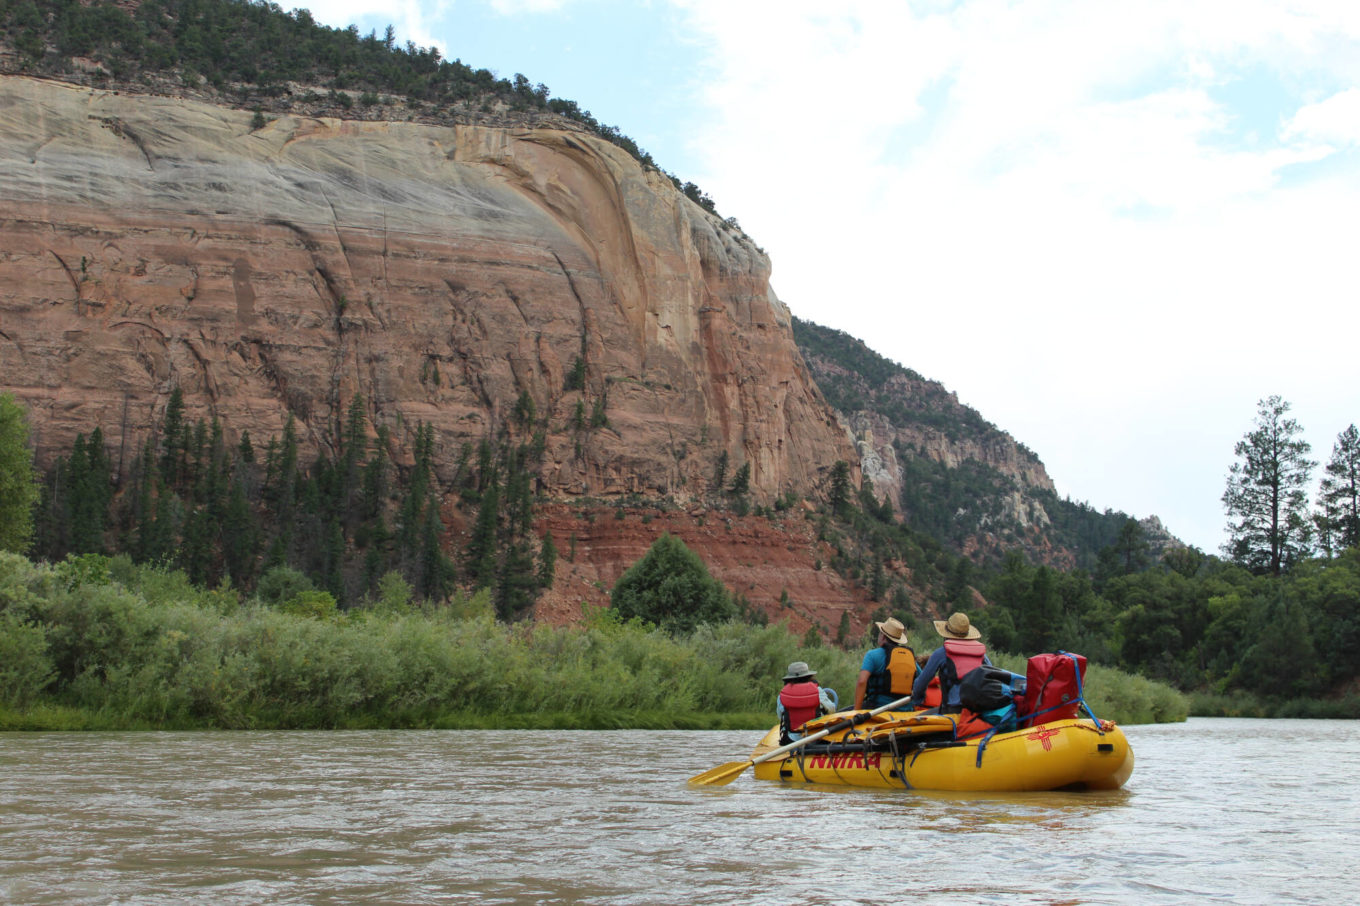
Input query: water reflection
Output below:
<box><xmin>1</xmin><ymin>720</ymin><xmax>1357</xmax><ymax>905</ymax></box>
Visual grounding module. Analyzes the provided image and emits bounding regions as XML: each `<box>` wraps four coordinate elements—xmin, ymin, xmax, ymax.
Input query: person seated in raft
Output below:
<box><xmin>912</xmin><ymin>612</ymin><xmax>992</xmax><ymax>714</ymax></box>
<box><xmin>852</xmin><ymin>617</ymin><xmax>917</xmax><ymax>711</ymax></box>
<box><xmin>777</xmin><ymin>661</ymin><xmax>838</xmax><ymax>744</ymax></box>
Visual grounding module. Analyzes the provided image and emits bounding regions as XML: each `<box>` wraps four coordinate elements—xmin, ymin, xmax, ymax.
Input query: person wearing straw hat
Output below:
<box><xmin>852</xmin><ymin>617</ymin><xmax>918</xmax><ymax>710</ymax></box>
<box><xmin>912</xmin><ymin>612</ymin><xmax>991</xmax><ymax>712</ymax></box>
<box><xmin>776</xmin><ymin>661</ymin><xmax>837</xmax><ymax>744</ymax></box>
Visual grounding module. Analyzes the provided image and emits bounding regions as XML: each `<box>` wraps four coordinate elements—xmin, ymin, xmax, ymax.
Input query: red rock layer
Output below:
<box><xmin>530</xmin><ymin>504</ymin><xmax>889</xmax><ymax>637</ymax></box>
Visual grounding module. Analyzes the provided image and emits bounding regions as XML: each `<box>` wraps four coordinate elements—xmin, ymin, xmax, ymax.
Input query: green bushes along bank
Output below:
<box><xmin>0</xmin><ymin>552</ymin><xmax>1187</xmax><ymax>731</ymax></box>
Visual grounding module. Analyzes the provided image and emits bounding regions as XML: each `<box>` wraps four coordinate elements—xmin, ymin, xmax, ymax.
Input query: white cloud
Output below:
<box><xmin>669</xmin><ymin>0</ymin><xmax>1360</xmax><ymax>549</ymax></box>
<box><xmin>1283</xmin><ymin>87</ymin><xmax>1360</xmax><ymax>147</ymax></box>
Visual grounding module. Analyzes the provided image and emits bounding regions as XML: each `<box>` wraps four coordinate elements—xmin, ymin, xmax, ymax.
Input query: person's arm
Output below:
<box><xmin>853</xmin><ymin>670</ymin><xmax>870</xmax><ymax>710</ymax></box>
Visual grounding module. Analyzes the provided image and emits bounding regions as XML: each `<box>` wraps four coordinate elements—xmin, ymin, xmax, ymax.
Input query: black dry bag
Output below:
<box><xmin>958</xmin><ymin>665</ymin><xmax>1016</xmax><ymax>713</ymax></box>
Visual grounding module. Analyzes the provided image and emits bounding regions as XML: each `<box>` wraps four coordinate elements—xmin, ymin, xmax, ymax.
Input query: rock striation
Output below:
<box><xmin>0</xmin><ymin>76</ymin><xmax>855</xmax><ymax>502</ymax></box>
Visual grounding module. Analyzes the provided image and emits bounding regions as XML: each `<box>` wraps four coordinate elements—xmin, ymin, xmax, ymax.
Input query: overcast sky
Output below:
<box><xmin>305</xmin><ymin>0</ymin><xmax>1359</xmax><ymax>554</ymax></box>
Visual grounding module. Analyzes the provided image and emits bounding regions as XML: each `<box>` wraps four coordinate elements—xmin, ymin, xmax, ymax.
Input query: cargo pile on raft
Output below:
<box><xmin>691</xmin><ymin>647</ymin><xmax>1135</xmax><ymax>792</ymax></box>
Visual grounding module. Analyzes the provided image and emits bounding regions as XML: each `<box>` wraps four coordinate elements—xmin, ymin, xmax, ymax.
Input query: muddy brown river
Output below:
<box><xmin>2</xmin><ymin>718</ymin><xmax>1355</xmax><ymax>904</ymax></box>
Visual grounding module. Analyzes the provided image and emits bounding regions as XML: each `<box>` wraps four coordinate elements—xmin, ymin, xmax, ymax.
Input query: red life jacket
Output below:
<box><xmin>779</xmin><ymin>682</ymin><xmax>822</xmax><ymax>732</ymax></box>
<box><xmin>941</xmin><ymin>638</ymin><xmax>987</xmax><ymax>706</ymax></box>
<box><xmin>944</xmin><ymin>638</ymin><xmax>986</xmax><ymax>677</ymax></box>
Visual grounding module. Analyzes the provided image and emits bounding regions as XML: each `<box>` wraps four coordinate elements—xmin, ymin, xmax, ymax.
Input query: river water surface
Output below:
<box><xmin>2</xmin><ymin>718</ymin><xmax>1356</xmax><ymax>905</ymax></box>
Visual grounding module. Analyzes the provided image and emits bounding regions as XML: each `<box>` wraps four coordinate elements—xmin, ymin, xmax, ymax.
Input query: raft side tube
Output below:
<box><xmin>751</xmin><ymin>718</ymin><xmax>1134</xmax><ymax>792</ymax></box>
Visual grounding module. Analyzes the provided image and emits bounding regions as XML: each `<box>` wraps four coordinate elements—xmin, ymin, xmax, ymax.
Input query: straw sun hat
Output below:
<box><xmin>933</xmin><ymin>612</ymin><xmax>981</xmax><ymax>640</ymax></box>
<box><xmin>874</xmin><ymin>617</ymin><xmax>911</xmax><ymax>646</ymax></box>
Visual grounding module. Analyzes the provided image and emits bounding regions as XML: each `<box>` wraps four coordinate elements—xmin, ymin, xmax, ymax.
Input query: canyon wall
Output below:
<box><xmin>0</xmin><ymin>76</ymin><xmax>855</xmax><ymax>503</ymax></box>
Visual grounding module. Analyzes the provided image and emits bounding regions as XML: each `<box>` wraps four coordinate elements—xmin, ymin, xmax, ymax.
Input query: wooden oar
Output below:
<box><xmin>688</xmin><ymin>694</ymin><xmax>916</xmax><ymax>786</ymax></box>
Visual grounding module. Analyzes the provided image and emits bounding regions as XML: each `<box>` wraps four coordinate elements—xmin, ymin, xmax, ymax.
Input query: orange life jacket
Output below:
<box><xmin>952</xmin><ymin>708</ymin><xmax>994</xmax><ymax>739</ymax></box>
<box><xmin>885</xmin><ymin>645</ymin><xmax>918</xmax><ymax>697</ymax></box>
<box><xmin>867</xmin><ymin>645</ymin><xmax>918</xmax><ymax>702</ymax></box>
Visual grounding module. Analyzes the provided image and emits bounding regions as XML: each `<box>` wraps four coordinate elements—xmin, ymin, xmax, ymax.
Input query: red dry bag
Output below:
<box><xmin>1021</xmin><ymin>652</ymin><xmax>1088</xmax><ymax>728</ymax></box>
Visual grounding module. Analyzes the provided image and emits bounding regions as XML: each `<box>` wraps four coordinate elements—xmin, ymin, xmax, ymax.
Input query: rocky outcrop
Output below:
<box><xmin>793</xmin><ymin>319</ymin><xmax>1088</xmax><ymax>564</ymax></box>
<box><xmin>847</xmin><ymin>408</ymin><xmax>1054</xmax><ymax>509</ymax></box>
<box><xmin>531</xmin><ymin>504</ymin><xmax>887</xmax><ymax>635</ymax></box>
<box><xmin>0</xmin><ymin>76</ymin><xmax>854</xmax><ymax>501</ymax></box>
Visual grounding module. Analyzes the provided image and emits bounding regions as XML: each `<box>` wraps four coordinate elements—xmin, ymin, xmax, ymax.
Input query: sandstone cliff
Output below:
<box><xmin>0</xmin><ymin>76</ymin><xmax>854</xmax><ymax>504</ymax></box>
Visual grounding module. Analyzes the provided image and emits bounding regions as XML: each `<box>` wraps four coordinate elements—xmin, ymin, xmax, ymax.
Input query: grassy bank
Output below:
<box><xmin>1188</xmin><ymin>692</ymin><xmax>1360</xmax><ymax>719</ymax></box>
<box><xmin>1</xmin><ymin>552</ymin><xmax>1187</xmax><ymax>731</ymax></box>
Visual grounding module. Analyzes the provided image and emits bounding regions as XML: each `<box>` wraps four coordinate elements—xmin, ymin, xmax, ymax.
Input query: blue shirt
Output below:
<box><xmin>913</xmin><ymin>646</ymin><xmax>992</xmax><ymax>708</ymax></box>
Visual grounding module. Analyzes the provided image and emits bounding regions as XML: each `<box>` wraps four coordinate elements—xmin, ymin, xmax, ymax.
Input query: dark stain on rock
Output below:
<box><xmin>232</xmin><ymin>257</ymin><xmax>256</xmax><ymax>327</ymax></box>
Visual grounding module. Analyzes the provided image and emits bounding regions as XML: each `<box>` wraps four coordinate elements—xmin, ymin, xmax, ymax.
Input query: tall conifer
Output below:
<box><xmin>1223</xmin><ymin>396</ymin><xmax>1316</xmax><ymax>575</ymax></box>
<box><xmin>1318</xmin><ymin>424</ymin><xmax>1360</xmax><ymax>552</ymax></box>
<box><xmin>0</xmin><ymin>393</ymin><xmax>38</xmax><ymax>553</ymax></box>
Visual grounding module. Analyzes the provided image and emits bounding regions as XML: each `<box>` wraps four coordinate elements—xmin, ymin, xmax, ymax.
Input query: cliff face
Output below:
<box><xmin>847</xmin><ymin>402</ymin><xmax>1054</xmax><ymax>509</ymax></box>
<box><xmin>794</xmin><ymin>319</ymin><xmax>1074</xmax><ymax>564</ymax></box>
<box><xmin>0</xmin><ymin>76</ymin><xmax>853</xmax><ymax>501</ymax></box>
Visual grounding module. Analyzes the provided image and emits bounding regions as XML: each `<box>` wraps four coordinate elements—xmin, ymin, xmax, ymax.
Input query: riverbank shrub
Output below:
<box><xmin>609</xmin><ymin>534</ymin><xmax>735</xmax><ymax>632</ymax></box>
<box><xmin>1189</xmin><ymin>691</ymin><xmax>1360</xmax><ymax>719</ymax></box>
<box><xmin>0</xmin><ymin>552</ymin><xmax>1190</xmax><ymax>731</ymax></box>
<box><xmin>0</xmin><ymin>611</ymin><xmax>54</xmax><ymax>706</ymax></box>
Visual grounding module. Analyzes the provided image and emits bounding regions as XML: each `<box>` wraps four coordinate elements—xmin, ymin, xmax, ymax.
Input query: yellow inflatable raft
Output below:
<box><xmin>747</xmin><ymin>709</ymin><xmax>1134</xmax><ymax>792</ymax></box>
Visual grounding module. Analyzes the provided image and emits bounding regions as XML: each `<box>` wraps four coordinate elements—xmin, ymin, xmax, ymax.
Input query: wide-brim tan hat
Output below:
<box><xmin>875</xmin><ymin>617</ymin><xmax>910</xmax><ymax>646</ymax></box>
<box><xmin>783</xmin><ymin>661</ymin><xmax>817</xmax><ymax>682</ymax></box>
<box><xmin>934</xmin><ymin>612</ymin><xmax>981</xmax><ymax>640</ymax></box>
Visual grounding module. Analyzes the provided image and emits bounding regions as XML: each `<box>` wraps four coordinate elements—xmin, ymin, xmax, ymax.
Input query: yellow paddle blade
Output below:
<box><xmin>687</xmin><ymin>760</ymin><xmax>752</xmax><ymax>786</ymax></box>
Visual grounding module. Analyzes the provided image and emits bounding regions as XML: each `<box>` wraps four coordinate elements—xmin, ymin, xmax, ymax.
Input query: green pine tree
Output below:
<box><xmin>611</xmin><ymin>533</ymin><xmax>735</xmax><ymax>632</ymax></box>
<box><xmin>495</xmin><ymin>540</ymin><xmax>538</xmax><ymax>621</ymax></box>
<box><xmin>160</xmin><ymin>387</ymin><xmax>186</xmax><ymax>486</ymax></box>
<box><xmin>221</xmin><ymin>477</ymin><xmax>259</xmax><ymax>587</ymax></box>
<box><xmin>829</xmin><ymin>460</ymin><xmax>852</xmax><ymax>516</ymax></box>
<box><xmin>1317</xmin><ymin>424</ymin><xmax>1360</xmax><ymax>552</ymax></box>
<box><xmin>537</xmin><ymin>531</ymin><xmax>557</xmax><ymax>588</ymax></box>
<box><xmin>0</xmin><ymin>393</ymin><xmax>40</xmax><ymax>553</ymax></box>
<box><xmin>465</xmin><ymin>478</ymin><xmax>501</xmax><ymax>588</ymax></box>
<box><xmin>1223</xmin><ymin>396</ymin><xmax>1316</xmax><ymax>575</ymax></box>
